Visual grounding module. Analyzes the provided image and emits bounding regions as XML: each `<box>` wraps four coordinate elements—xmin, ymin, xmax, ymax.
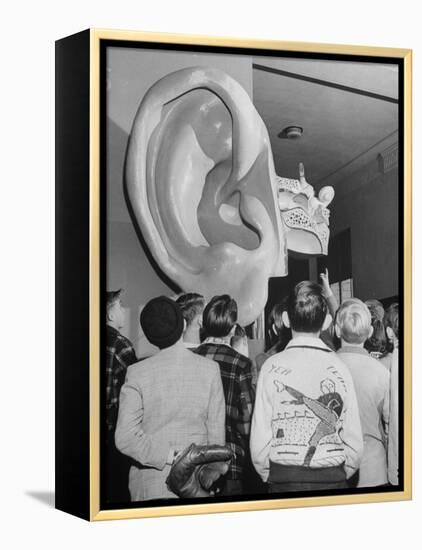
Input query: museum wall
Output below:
<box><xmin>329</xmin><ymin>146</ymin><xmax>399</xmax><ymax>302</ymax></box>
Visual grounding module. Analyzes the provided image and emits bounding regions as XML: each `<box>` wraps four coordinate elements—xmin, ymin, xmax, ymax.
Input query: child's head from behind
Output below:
<box><xmin>336</xmin><ymin>298</ymin><xmax>372</xmax><ymax>345</ymax></box>
<box><xmin>106</xmin><ymin>289</ymin><xmax>125</xmax><ymax>330</ymax></box>
<box><xmin>365</xmin><ymin>299</ymin><xmax>385</xmax><ymax>323</ymax></box>
<box><xmin>202</xmin><ymin>294</ymin><xmax>238</xmax><ymax>338</ymax></box>
<box><xmin>364</xmin><ymin>298</ymin><xmax>388</xmax><ymax>355</ymax></box>
<box><xmin>176</xmin><ymin>293</ymin><xmax>205</xmax><ymax>330</ymax></box>
<box><xmin>384</xmin><ymin>302</ymin><xmax>399</xmax><ymax>344</ymax></box>
<box><xmin>284</xmin><ymin>281</ymin><xmax>329</xmax><ymax>334</ymax></box>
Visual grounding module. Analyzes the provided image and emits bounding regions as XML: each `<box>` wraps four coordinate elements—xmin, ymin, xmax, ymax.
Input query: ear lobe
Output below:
<box><xmin>282</xmin><ymin>311</ymin><xmax>290</xmax><ymax>329</ymax></box>
<box><xmin>386</xmin><ymin>326</ymin><xmax>393</xmax><ymax>340</ymax></box>
<box><xmin>322</xmin><ymin>313</ymin><xmax>332</xmax><ymax>332</ymax></box>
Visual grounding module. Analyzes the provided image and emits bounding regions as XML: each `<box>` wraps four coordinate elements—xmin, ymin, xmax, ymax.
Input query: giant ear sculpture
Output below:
<box><xmin>125</xmin><ymin>67</ymin><xmax>286</xmax><ymax>326</ymax></box>
<box><xmin>125</xmin><ymin>67</ymin><xmax>333</xmax><ymax>325</ymax></box>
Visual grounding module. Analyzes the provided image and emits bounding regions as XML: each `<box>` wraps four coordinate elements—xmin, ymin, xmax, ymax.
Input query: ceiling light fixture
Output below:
<box><xmin>278</xmin><ymin>126</ymin><xmax>304</xmax><ymax>140</ymax></box>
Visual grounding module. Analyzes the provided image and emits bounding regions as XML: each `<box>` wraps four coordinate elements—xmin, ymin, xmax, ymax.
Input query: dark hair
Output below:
<box><xmin>384</xmin><ymin>302</ymin><xmax>399</xmax><ymax>340</ymax></box>
<box><xmin>268</xmin><ymin>303</ymin><xmax>285</xmax><ymax>339</ymax></box>
<box><xmin>176</xmin><ymin>293</ymin><xmax>205</xmax><ymax>327</ymax></box>
<box><xmin>364</xmin><ymin>300</ymin><xmax>388</xmax><ymax>355</ymax></box>
<box><xmin>364</xmin><ymin>319</ymin><xmax>388</xmax><ymax>355</ymax></box>
<box><xmin>202</xmin><ymin>294</ymin><xmax>237</xmax><ymax>338</ymax></box>
<box><xmin>106</xmin><ymin>289</ymin><xmax>122</xmax><ymax>312</ymax></box>
<box><xmin>286</xmin><ymin>281</ymin><xmax>327</xmax><ymax>333</ymax></box>
<box><xmin>267</xmin><ymin>300</ymin><xmax>291</xmax><ymax>353</ymax></box>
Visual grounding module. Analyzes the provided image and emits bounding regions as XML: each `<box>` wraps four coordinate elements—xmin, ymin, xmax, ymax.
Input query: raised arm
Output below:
<box><xmin>320</xmin><ymin>268</ymin><xmax>338</xmax><ymax>319</ymax></box>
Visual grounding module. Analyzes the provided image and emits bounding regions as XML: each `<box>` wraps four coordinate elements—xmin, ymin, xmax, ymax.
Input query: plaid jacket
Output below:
<box><xmin>194</xmin><ymin>342</ymin><xmax>255</xmax><ymax>479</ymax></box>
<box><xmin>106</xmin><ymin>325</ymin><xmax>137</xmax><ymax>432</ymax></box>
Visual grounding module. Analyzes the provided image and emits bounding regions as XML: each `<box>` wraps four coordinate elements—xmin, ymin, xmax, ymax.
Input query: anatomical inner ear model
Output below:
<box><xmin>277</xmin><ymin>162</ymin><xmax>335</xmax><ymax>256</ymax></box>
<box><xmin>125</xmin><ymin>67</ymin><xmax>334</xmax><ymax>326</ymax></box>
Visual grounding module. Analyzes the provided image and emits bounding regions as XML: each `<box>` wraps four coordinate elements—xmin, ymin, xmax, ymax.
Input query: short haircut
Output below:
<box><xmin>202</xmin><ymin>294</ymin><xmax>237</xmax><ymax>338</ymax></box>
<box><xmin>336</xmin><ymin>299</ymin><xmax>372</xmax><ymax>344</ymax></box>
<box><xmin>176</xmin><ymin>293</ymin><xmax>205</xmax><ymax>327</ymax></box>
<box><xmin>384</xmin><ymin>302</ymin><xmax>399</xmax><ymax>339</ymax></box>
<box><xmin>106</xmin><ymin>289</ymin><xmax>122</xmax><ymax>312</ymax></box>
<box><xmin>286</xmin><ymin>281</ymin><xmax>327</xmax><ymax>333</ymax></box>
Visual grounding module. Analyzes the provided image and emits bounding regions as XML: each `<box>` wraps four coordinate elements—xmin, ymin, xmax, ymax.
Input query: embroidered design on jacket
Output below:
<box><xmin>271</xmin><ymin>378</ymin><xmax>344</xmax><ymax>467</ymax></box>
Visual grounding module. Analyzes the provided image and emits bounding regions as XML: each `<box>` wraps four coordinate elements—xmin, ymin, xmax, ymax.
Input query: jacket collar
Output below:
<box><xmin>203</xmin><ymin>337</ymin><xmax>232</xmax><ymax>348</ymax></box>
<box><xmin>286</xmin><ymin>335</ymin><xmax>332</xmax><ymax>352</ymax></box>
<box><xmin>158</xmin><ymin>339</ymin><xmax>186</xmax><ymax>355</ymax></box>
<box><xmin>338</xmin><ymin>345</ymin><xmax>368</xmax><ymax>356</ymax></box>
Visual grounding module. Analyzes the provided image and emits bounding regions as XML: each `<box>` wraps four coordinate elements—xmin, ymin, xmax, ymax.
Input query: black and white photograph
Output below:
<box><xmin>101</xmin><ymin>38</ymin><xmax>407</xmax><ymax>513</ymax></box>
<box><xmin>4</xmin><ymin>0</ymin><xmax>422</xmax><ymax>543</ymax></box>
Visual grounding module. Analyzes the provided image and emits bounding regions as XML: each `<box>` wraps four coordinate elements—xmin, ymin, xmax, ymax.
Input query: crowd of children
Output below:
<box><xmin>105</xmin><ymin>274</ymin><xmax>400</xmax><ymax>503</ymax></box>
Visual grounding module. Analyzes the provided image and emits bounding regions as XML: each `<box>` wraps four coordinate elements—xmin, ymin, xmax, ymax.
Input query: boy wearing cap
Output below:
<box><xmin>115</xmin><ymin>296</ymin><xmax>225</xmax><ymax>501</ymax></box>
<box><xmin>336</xmin><ymin>299</ymin><xmax>390</xmax><ymax>487</ymax></box>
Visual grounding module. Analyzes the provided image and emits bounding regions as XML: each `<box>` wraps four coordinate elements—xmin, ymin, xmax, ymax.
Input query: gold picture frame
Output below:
<box><xmin>55</xmin><ymin>28</ymin><xmax>412</xmax><ymax>521</ymax></box>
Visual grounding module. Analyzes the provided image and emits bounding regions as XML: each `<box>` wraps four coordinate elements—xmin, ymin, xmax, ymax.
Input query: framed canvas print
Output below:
<box><xmin>55</xmin><ymin>29</ymin><xmax>412</xmax><ymax>521</ymax></box>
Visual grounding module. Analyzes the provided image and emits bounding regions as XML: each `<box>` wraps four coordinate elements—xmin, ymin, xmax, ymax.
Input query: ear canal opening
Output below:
<box><xmin>217</xmin><ymin>191</ymin><xmax>262</xmax><ymax>249</ymax></box>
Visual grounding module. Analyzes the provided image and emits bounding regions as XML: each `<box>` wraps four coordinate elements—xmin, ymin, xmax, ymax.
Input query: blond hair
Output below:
<box><xmin>336</xmin><ymin>298</ymin><xmax>372</xmax><ymax>344</ymax></box>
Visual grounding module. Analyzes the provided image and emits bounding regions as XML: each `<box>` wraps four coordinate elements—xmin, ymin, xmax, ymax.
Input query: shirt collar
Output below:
<box><xmin>184</xmin><ymin>341</ymin><xmax>198</xmax><ymax>349</ymax></box>
<box><xmin>338</xmin><ymin>345</ymin><xmax>368</xmax><ymax>356</ymax></box>
<box><xmin>159</xmin><ymin>339</ymin><xmax>186</xmax><ymax>354</ymax></box>
<box><xmin>203</xmin><ymin>337</ymin><xmax>232</xmax><ymax>347</ymax></box>
<box><xmin>286</xmin><ymin>336</ymin><xmax>332</xmax><ymax>352</ymax></box>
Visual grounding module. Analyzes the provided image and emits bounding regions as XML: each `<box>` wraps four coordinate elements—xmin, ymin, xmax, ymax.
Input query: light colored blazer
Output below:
<box><xmin>115</xmin><ymin>340</ymin><xmax>225</xmax><ymax>501</ymax></box>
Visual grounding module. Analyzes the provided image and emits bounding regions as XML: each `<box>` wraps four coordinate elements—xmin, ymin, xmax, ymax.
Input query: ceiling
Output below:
<box><xmin>252</xmin><ymin>57</ymin><xmax>399</xmax><ymax>190</ymax></box>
